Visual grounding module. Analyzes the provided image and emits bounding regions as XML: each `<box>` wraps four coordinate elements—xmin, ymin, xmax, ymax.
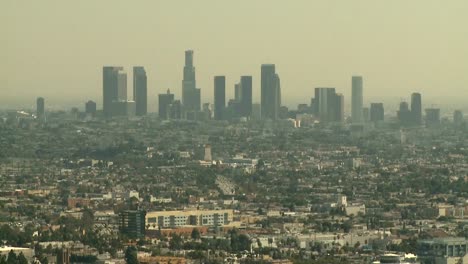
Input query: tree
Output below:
<box><xmin>0</xmin><ymin>255</ymin><xmax>7</xmax><ymax>264</ymax></box>
<box><xmin>169</xmin><ymin>234</ymin><xmax>184</xmax><ymax>250</ymax></box>
<box><xmin>191</xmin><ymin>228</ymin><xmax>201</xmax><ymax>240</ymax></box>
<box><xmin>124</xmin><ymin>246</ymin><xmax>138</xmax><ymax>264</ymax></box>
<box><xmin>17</xmin><ymin>252</ymin><xmax>28</xmax><ymax>264</ymax></box>
<box><xmin>7</xmin><ymin>250</ymin><xmax>17</xmax><ymax>264</ymax></box>
<box><xmin>229</xmin><ymin>229</ymin><xmax>251</xmax><ymax>252</ymax></box>
<box><xmin>187</xmin><ymin>250</ymin><xmax>205</xmax><ymax>260</ymax></box>
<box><xmin>39</xmin><ymin>256</ymin><xmax>48</xmax><ymax>264</ymax></box>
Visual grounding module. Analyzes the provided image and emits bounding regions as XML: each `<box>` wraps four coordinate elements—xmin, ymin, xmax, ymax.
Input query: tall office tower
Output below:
<box><xmin>119</xmin><ymin>210</ymin><xmax>146</xmax><ymax>239</ymax></box>
<box><xmin>234</xmin><ymin>83</ymin><xmax>241</xmax><ymax>101</ymax></box>
<box><xmin>454</xmin><ymin>110</ymin><xmax>463</xmax><ymax>125</ymax></box>
<box><xmin>214</xmin><ymin>76</ymin><xmax>226</xmax><ymax>120</ymax></box>
<box><xmin>158</xmin><ymin>89</ymin><xmax>174</xmax><ymax>119</ymax></box>
<box><xmin>261</xmin><ymin>64</ymin><xmax>280</xmax><ymax>120</ymax></box>
<box><xmin>425</xmin><ymin>108</ymin><xmax>441</xmax><ymax>127</ymax></box>
<box><xmin>168</xmin><ymin>100</ymin><xmax>182</xmax><ymax>119</ymax></box>
<box><xmin>117</xmin><ymin>69</ymin><xmax>127</xmax><ymax>100</ymax></box>
<box><xmin>240</xmin><ymin>76</ymin><xmax>253</xmax><ymax>118</ymax></box>
<box><xmin>182</xmin><ymin>50</ymin><xmax>201</xmax><ymax>113</ymax></box>
<box><xmin>85</xmin><ymin>100</ymin><xmax>97</xmax><ymax>116</ymax></box>
<box><xmin>276</xmin><ymin>74</ymin><xmax>282</xmax><ymax>112</ymax></box>
<box><xmin>111</xmin><ymin>101</ymin><xmax>136</xmax><ymax>117</ymax></box>
<box><xmin>252</xmin><ymin>103</ymin><xmax>261</xmax><ymax>120</ymax></box>
<box><xmin>314</xmin><ymin>88</ymin><xmax>343</xmax><ymax>122</ymax></box>
<box><xmin>107</xmin><ymin>68</ymin><xmax>130</xmax><ymax>117</ymax></box>
<box><xmin>202</xmin><ymin>103</ymin><xmax>212</xmax><ymax>120</ymax></box>
<box><xmin>103</xmin><ymin>66</ymin><xmax>123</xmax><ymax>116</ymax></box>
<box><xmin>363</xmin><ymin>107</ymin><xmax>370</xmax><ymax>122</ymax></box>
<box><xmin>336</xmin><ymin>93</ymin><xmax>345</xmax><ymax>122</ymax></box>
<box><xmin>36</xmin><ymin>97</ymin><xmax>45</xmax><ymax>118</ymax></box>
<box><xmin>398</xmin><ymin>101</ymin><xmax>412</xmax><ymax>126</ymax></box>
<box><xmin>279</xmin><ymin>106</ymin><xmax>289</xmax><ymax>119</ymax></box>
<box><xmin>410</xmin><ymin>92</ymin><xmax>422</xmax><ymax>125</ymax></box>
<box><xmin>370</xmin><ymin>103</ymin><xmax>384</xmax><ymax>123</ymax></box>
<box><xmin>310</xmin><ymin>97</ymin><xmax>318</xmax><ymax>115</ymax></box>
<box><xmin>133</xmin><ymin>67</ymin><xmax>147</xmax><ymax>116</ymax></box>
<box><xmin>351</xmin><ymin>76</ymin><xmax>363</xmax><ymax>123</ymax></box>
<box><xmin>226</xmin><ymin>99</ymin><xmax>242</xmax><ymax>120</ymax></box>
<box><xmin>315</xmin><ymin>88</ymin><xmax>329</xmax><ymax>121</ymax></box>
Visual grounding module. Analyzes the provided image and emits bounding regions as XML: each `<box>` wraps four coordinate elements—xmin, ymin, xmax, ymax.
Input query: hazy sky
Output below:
<box><xmin>2</xmin><ymin>0</ymin><xmax>468</xmax><ymax>111</ymax></box>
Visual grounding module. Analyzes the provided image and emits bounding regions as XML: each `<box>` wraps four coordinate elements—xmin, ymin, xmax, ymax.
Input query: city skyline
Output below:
<box><xmin>2</xmin><ymin>1</ymin><xmax>468</xmax><ymax>111</ymax></box>
<box><xmin>4</xmin><ymin>55</ymin><xmax>467</xmax><ymax>118</ymax></box>
<box><xmin>2</xmin><ymin>2</ymin><xmax>468</xmax><ymax>263</ymax></box>
<box><xmin>7</xmin><ymin>63</ymin><xmax>468</xmax><ymax>116</ymax></box>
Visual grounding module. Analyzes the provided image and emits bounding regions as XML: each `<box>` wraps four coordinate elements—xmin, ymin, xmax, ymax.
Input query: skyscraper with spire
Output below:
<box><xmin>182</xmin><ymin>50</ymin><xmax>201</xmax><ymax>114</ymax></box>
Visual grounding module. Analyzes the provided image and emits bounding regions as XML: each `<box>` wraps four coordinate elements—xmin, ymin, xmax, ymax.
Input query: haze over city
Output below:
<box><xmin>2</xmin><ymin>0</ymin><xmax>468</xmax><ymax>112</ymax></box>
<box><xmin>3</xmin><ymin>1</ymin><xmax>468</xmax><ymax>264</ymax></box>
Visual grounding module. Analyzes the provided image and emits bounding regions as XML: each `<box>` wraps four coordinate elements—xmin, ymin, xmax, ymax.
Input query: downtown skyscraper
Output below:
<box><xmin>158</xmin><ymin>89</ymin><xmax>175</xmax><ymax>120</ymax></box>
<box><xmin>182</xmin><ymin>50</ymin><xmax>201</xmax><ymax>114</ymax></box>
<box><xmin>313</xmin><ymin>88</ymin><xmax>344</xmax><ymax>123</ymax></box>
<box><xmin>117</xmin><ymin>70</ymin><xmax>127</xmax><ymax>101</ymax></box>
<box><xmin>36</xmin><ymin>97</ymin><xmax>45</xmax><ymax>118</ymax></box>
<box><xmin>133</xmin><ymin>66</ymin><xmax>147</xmax><ymax>116</ymax></box>
<box><xmin>351</xmin><ymin>76</ymin><xmax>363</xmax><ymax>123</ymax></box>
<box><xmin>103</xmin><ymin>66</ymin><xmax>123</xmax><ymax>117</ymax></box>
<box><xmin>370</xmin><ymin>103</ymin><xmax>384</xmax><ymax>123</ymax></box>
<box><xmin>213</xmin><ymin>76</ymin><xmax>226</xmax><ymax>120</ymax></box>
<box><xmin>102</xmin><ymin>66</ymin><xmax>136</xmax><ymax>117</ymax></box>
<box><xmin>240</xmin><ymin>76</ymin><xmax>253</xmax><ymax>118</ymax></box>
<box><xmin>261</xmin><ymin>64</ymin><xmax>281</xmax><ymax>120</ymax></box>
<box><xmin>411</xmin><ymin>92</ymin><xmax>422</xmax><ymax>125</ymax></box>
<box><xmin>85</xmin><ymin>100</ymin><xmax>97</xmax><ymax>116</ymax></box>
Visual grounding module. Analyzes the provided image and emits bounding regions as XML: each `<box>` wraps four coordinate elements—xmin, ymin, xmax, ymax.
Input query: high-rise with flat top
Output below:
<box><xmin>235</xmin><ymin>83</ymin><xmax>241</xmax><ymax>101</ymax></box>
<box><xmin>261</xmin><ymin>64</ymin><xmax>280</xmax><ymax>120</ymax></box>
<box><xmin>158</xmin><ymin>89</ymin><xmax>175</xmax><ymax>120</ymax></box>
<box><xmin>425</xmin><ymin>108</ymin><xmax>440</xmax><ymax>127</ymax></box>
<box><xmin>214</xmin><ymin>76</ymin><xmax>226</xmax><ymax>120</ymax></box>
<box><xmin>133</xmin><ymin>66</ymin><xmax>147</xmax><ymax>116</ymax></box>
<box><xmin>454</xmin><ymin>110</ymin><xmax>463</xmax><ymax>125</ymax></box>
<box><xmin>351</xmin><ymin>76</ymin><xmax>363</xmax><ymax>123</ymax></box>
<box><xmin>103</xmin><ymin>66</ymin><xmax>123</xmax><ymax>117</ymax></box>
<box><xmin>370</xmin><ymin>103</ymin><xmax>384</xmax><ymax>123</ymax></box>
<box><xmin>313</xmin><ymin>88</ymin><xmax>343</xmax><ymax>123</ymax></box>
<box><xmin>240</xmin><ymin>76</ymin><xmax>253</xmax><ymax>118</ymax></box>
<box><xmin>85</xmin><ymin>100</ymin><xmax>97</xmax><ymax>116</ymax></box>
<box><xmin>182</xmin><ymin>50</ymin><xmax>201</xmax><ymax>115</ymax></box>
<box><xmin>36</xmin><ymin>97</ymin><xmax>45</xmax><ymax>118</ymax></box>
<box><xmin>411</xmin><ymin>92</ymin><xmax>422</xmax><ymax>125</ymax></box>
<box><xmin>117</xmin><ymin>69</ymin><xmax>127</xmax><ymax>101</ymax></box>
<box><xmin>398</xmin><ymin>101</ymin><xmax>412</xmax><ymax>126</ymax></box>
